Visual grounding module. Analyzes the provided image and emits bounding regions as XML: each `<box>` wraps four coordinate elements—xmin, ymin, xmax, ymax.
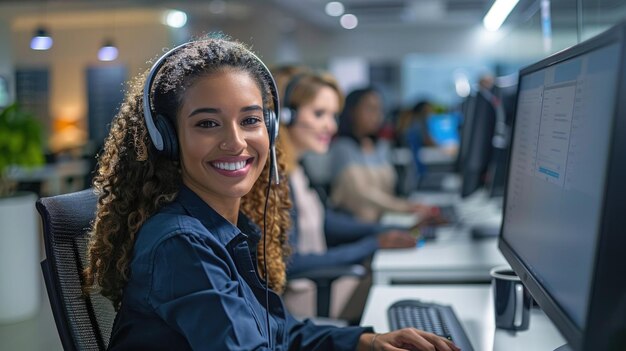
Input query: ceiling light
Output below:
<box><xmin>209</xmin><ymin>0</ymin><xmax>226</xmax><ymax>14</ymax></box>
<box><xmin>325</xmin><ymin>2</ymin><xmax>345</xmax><ymax>17</ymax></box>
<box><xmin>166</xmin><ymin>10</ymin><xmax>187</xmax><ymax>28</ymax></box>
<box><xmin>453</xmin><ymin>71</ymin><xmax>471</xmax><ymax>98</ymax></box>
<box><xmin>30</xmin><ymin>27</ymin><xmax>53</xmax><ymax>51</ymax></box>
<box><xmin>483</xmin><ymin>0</ymin><xmax>519</xmax><ymax>31</ymax></box>
<box><xmin>97</xmin><ymin>41</ymin><xmax>119</xmax><ymax>61</ymax></box>
<box><xmin>340</xmin><ymin>14</ymin><xmax>358</xmax><ymax>29</ymax></box>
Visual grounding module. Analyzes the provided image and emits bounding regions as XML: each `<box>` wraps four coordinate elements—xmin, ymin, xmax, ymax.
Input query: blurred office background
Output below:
<box><xmin>0</xmin><ymin>0</ymin><xmax>624</xmax><ymax>350</ymax></box>
<box><xmin>0</xmin><ymin>0</ymin><xmax>623</xmax><ymax>158</ymax></box>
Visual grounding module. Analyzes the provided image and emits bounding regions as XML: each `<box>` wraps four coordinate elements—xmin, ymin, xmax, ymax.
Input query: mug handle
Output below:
<box><xmin>514</xmin><ymin>283</ymin><xmax>524</xmax><ymax>327</ymax></box>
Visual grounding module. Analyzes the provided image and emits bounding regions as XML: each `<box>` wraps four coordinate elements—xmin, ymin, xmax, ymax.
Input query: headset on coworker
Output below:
<box><xmin>279</xmin><ymin>73</ymin><xmax>307</xmax><ymax>127</ymax></box>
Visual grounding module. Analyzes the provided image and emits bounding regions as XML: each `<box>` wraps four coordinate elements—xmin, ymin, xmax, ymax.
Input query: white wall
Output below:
<box><xmin>7</xmin><ymin>11</ymin><xmax>171</xmax><ymax>151</ymax></box>
<box><xmin>0</xmin><ymin>20</ymin><xmax>15</xmax><ymax>103</ymax></box>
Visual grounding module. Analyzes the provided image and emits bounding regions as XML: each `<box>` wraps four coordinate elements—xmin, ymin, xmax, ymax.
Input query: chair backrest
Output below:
<box><xmin>36</xmin><ymin>188</ymin><xmax>116</xmax><ymax>351</ymax></box>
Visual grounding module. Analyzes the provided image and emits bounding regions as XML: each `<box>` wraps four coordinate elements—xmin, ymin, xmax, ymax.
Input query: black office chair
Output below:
<box><xmin>36</xmin><ymin>188</ymin><xmax>116</xmax><ymax>351</ymax></box>
<box><xmin>289</xmin><ymin>264</ymin><xmax>367</xmax><ymax>318</ymax></box>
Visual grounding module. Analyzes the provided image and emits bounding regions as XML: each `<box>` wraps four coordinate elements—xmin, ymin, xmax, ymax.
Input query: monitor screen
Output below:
<box><xmin>500</xmin><ymin>22</ymin><xmax>626</xmax><ymax>350</ymax></box>
<box><xmin>427</xmin><ymin>112</ymin><xmax>460</xmax><ymax>146</ymax></box>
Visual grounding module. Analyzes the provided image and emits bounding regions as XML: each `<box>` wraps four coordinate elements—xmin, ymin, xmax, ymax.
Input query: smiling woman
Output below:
<box><xmin>80</xmin><ymin>37</ymin><xmax>459</xmax><ymax>351</ymax></box>
<box><xmin>177</xmin><ymin>70</ymin><xmax>270</xmax><ymax>222</ymax></box>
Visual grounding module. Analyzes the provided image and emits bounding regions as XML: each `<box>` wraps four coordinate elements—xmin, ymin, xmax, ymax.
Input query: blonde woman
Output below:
<box><xmin>273</xmin><ymin>68</ymin><xmax>417</xmax><ymax>321</ymax></box>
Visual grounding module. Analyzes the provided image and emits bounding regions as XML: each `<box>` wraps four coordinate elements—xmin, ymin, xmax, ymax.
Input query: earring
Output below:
<box><xmin>220</xmin><ymin>142</ymin><xmax>227</xmax><ymax>149</ymax></box>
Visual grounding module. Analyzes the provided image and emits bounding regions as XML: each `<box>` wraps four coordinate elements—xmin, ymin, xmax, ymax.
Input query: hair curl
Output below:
<box><xmin>83</xmin><ymin>37</ymin><xmax>291</xmax><ymax>310</ymax></box>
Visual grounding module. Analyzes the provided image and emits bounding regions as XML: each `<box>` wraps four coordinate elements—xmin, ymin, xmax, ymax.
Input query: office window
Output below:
<box><xmin>15</xmin><ymin>68</ymin><xmax>50</xmax><ymax>136</ymax></box>
<box><xmin>86</xmin><ymin>66</ymin><xmax>126</xmax><ymax>147</ymax></box>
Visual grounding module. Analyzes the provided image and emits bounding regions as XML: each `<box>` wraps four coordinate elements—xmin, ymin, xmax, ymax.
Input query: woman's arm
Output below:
<box><xmin>324</xmin><ymin>208</ymin><xmax>397</xmax><ymax>246</ymax></box>
<box><xmin>286</xmin><ymin>236</ymin><xmax>378</xmax><ymax>277</ymax></box>
<box><xmin>357</xmin><ymin>329</ymin><xmax>460</xmax><ymax>351</ymax></box>
<box><xmin>286</xmin><ymin>313</ymin><xmax>373</xmax><ymax>351</ymax></box>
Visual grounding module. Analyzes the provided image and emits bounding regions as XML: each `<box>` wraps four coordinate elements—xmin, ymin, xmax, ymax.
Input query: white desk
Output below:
<box><xmin>372</xmin><ymin>233</ymin><xmax>508</xmax><ymax>285</ymax></box>
<box><xmin>409</xmin><ymin>188</ymin><xmax>504</xmax><ymax>227</ymax></box>
<box><xmin>377</xmin><ymin>191</ymin><xmax>506</xmax><ymax>285</ymax></box>
<box><xmin>418</xmin><ymin>146</ymin><xmax>458</xmax><ymax>166</ymax></box>
<box><xmin>361</xmin><ymin>285</ymin><xmax>566</xmax><ymax>351</ymax></box>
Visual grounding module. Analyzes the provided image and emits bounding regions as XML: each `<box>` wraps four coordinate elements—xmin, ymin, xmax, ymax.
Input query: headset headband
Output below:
<box><xmin>142</xmin><ymin>40</ymin><xmax>281</xmax><ymax>151</ymax></box>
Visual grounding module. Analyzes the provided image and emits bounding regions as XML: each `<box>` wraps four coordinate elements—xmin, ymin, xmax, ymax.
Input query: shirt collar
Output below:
<box><xmin>175</xmin><ymin>185</ymin><xmax>262</xmax><ymax>245</ymax></box>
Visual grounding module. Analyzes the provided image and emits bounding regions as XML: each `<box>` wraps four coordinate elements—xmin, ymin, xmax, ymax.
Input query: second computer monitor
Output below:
<box><xmin>499</xmin><ymin>21</ymin><xmax>626</xmax><ymax>351</ymax></box>
<box><xmin>459</xmin><ymin>89</ymin><xmax>497</xmax><ymax>198</ymax></box>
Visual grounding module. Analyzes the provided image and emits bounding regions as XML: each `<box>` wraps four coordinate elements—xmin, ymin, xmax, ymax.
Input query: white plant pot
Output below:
<box><xmin>0</xmin><ymin>192</ymin><xmax>40</xmax><ymax>323</ymax></box>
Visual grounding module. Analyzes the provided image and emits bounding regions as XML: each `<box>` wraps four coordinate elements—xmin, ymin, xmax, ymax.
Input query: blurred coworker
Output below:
<box><xmin>395</xmin><ymin>100</ymin><xmax>436</xmax><ymax>175</ymax></box>
<box><xmin>273</xmin><ymin>68</ymin><xmax>417</xmax><ymax>320</ymax></box>
<box><xmin>329</xmin><ymin>87</ymin><xmax>438</xmax><ymax>223</ymax></box>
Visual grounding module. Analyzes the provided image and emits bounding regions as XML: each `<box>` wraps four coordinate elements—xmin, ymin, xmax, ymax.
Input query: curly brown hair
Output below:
<box><xmin>83</xmin><ymin>37</ymin><xmax>292</xmax><ymax>310</ymax></box>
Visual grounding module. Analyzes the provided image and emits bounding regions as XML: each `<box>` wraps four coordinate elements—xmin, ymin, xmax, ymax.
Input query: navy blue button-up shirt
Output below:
<box><xmin>108</xmin><ymin>185</ymin><xmax>372</xmax><ymax>350</ymax></box>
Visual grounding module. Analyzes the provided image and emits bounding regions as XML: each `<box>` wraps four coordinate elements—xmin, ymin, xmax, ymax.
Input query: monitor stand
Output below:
<box><xmin>554</xmin><ymin>344</ymin><xmax>573</xmax><ymax>351</ymax></box>
<box><xmin>470</xmin><ymin>224</ymin><xmax>500</xmax><ymax>239</ymax></box>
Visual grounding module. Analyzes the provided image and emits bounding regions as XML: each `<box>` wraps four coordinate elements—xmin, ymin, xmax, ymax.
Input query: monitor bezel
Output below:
<box><xmin>498</xmin><ymin>21</ymin><xmax>626</xmax><ymax>351</ymax></box>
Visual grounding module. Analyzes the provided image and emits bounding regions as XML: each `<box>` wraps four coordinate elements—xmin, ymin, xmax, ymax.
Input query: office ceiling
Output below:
<box><xmin>1</xmin><ymin>0</ymin><xmax>623</xmax><ymax>38</ymax></box>
<box><xmin>273</xmin><ymin>0</ymin><xmax>493</xmax><ymax>29</ymax></box>
<box><xmin>0</xmin><ymin>0</ymin><xmax>572</xmax><ymax>31</ymax></box>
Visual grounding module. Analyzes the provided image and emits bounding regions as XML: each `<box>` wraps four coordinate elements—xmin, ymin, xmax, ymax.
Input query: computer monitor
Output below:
<box><xmin>499</xmin><ymin>21</ymin><xmax>626</xmax><ymax>351</ymax></box>
<box><xmin>459</xmin><ymin>89</ymin><xmax>497</xmax><ymax>198</ymax></box>
<box><xmin>427</xmin><ymin>112</ymin><xmax>461</xmax><ymax>147</ymax></box>
<box><xmin>485</xmin><ymin>81</ymin><xmax>517</xmax><ymax>198</ymax></box>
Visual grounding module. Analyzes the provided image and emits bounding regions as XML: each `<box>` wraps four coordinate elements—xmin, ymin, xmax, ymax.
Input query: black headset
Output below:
<box><xmin>279</xmin><ymin>73</ymin><xmax>307</xmax><ymax>127</ymax></box>
<box><xmin>142</xmin><ymin>41</ymin><xmax>281</xmax><ymax>184</ymax></box>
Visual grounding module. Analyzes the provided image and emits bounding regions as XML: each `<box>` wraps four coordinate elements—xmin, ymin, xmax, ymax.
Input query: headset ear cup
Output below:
<box><xmin>281</xmin><ymin>73</ymin><xmax>305</xmax><ymax>127</ymax></box>
<box><xmin>280</xmin><ymin>109</ymin><xmax>292</xmax><ymax>126</ymax></box>
<box><xmin>280</xmin><ymin>108</ymin><xmax>298</xmax><ymax>127</ymax></box>
<box><xmin>288</xmin><ymin>108</ymin><xmax>297</xmax><ymax>126</ymax></box>
<box><xmin>265</xmin><ymin>110</ymin><xmax>279</xmax><ymax>148</ymax></box>
<box><xmin>155</xmin><ymin>114</ymin><xmax>179</xmax><ymax>160</ymax></box>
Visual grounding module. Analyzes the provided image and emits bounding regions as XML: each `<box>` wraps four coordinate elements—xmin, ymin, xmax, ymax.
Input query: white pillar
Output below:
<box><xmin>0</xmin><ymin>193</ymin><xmax>41</xmax><ymax>323</ymax></box>
<box><xmin>0</xmin><ymin>18</ymin><xmax>15</xmax><ymax>103</ymax></box>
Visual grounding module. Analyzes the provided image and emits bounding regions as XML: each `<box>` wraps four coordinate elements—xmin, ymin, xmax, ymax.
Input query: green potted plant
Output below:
<box><xmin>0</xmin><ymin>102</ymin><xmax>46</xmax><ymax>323</ymax></box>
<box><xmin>0</xmin><ymin>102</ymin><xmax>45</xmax><ymax>196</ymax></box>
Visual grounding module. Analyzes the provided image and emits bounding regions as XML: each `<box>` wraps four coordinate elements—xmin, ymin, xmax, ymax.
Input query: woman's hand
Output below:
<box><xmin>358</xmin><ymin>329</ymin><xmax>461</xmax><ymax>351</ymax></box>
<box><xmin>411</xmin><ymin>204</ymin><xmax>449</xmax><ymax>226</ymax></box>
<box><xmin>377</xmin><ymin>230</ymin><xmax>417</xmax><ymax>249</ymax></box>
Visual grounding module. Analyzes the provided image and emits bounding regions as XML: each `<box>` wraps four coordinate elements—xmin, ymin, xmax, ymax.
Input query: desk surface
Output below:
<box><xmin>376</xmin><ymin>192</ymin><xmax>506</xmax><ymax>285</ymax></box>
<box><xmin>361</xmin><ymin>285</ymin><xmax>566</xmax><ymax>351</ymax></box>
<box><xmin>419</xmin><ymin>146</ymin><xmax>458</xmax><ymax>166</ymax></box>
<box><xmin>372</xmin><ymin>231</ymin><xmax>507</xmax><ymax>284</ymax></box>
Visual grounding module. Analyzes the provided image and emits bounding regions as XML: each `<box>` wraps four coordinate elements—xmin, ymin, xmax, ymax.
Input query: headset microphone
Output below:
<box><xmin>270</xmin><ymin>147</ymin><xmax>279</xmax><ymax>185</ymax></box>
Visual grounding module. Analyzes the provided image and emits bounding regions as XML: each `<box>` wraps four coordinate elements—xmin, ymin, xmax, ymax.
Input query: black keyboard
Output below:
<box><xmin>438</xmin><ymin>205</ymin><xmax>459</xmax><ymax>224</ymax></box>
<box><xmin>387</xmin><ymin>299</ymin><xmax>474</xmax><ymax>351</ymax></box>
<box><xmin>419</xmin><ymin>225</ymin><xmax>437</xmax><ymax>241</ymax></box>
